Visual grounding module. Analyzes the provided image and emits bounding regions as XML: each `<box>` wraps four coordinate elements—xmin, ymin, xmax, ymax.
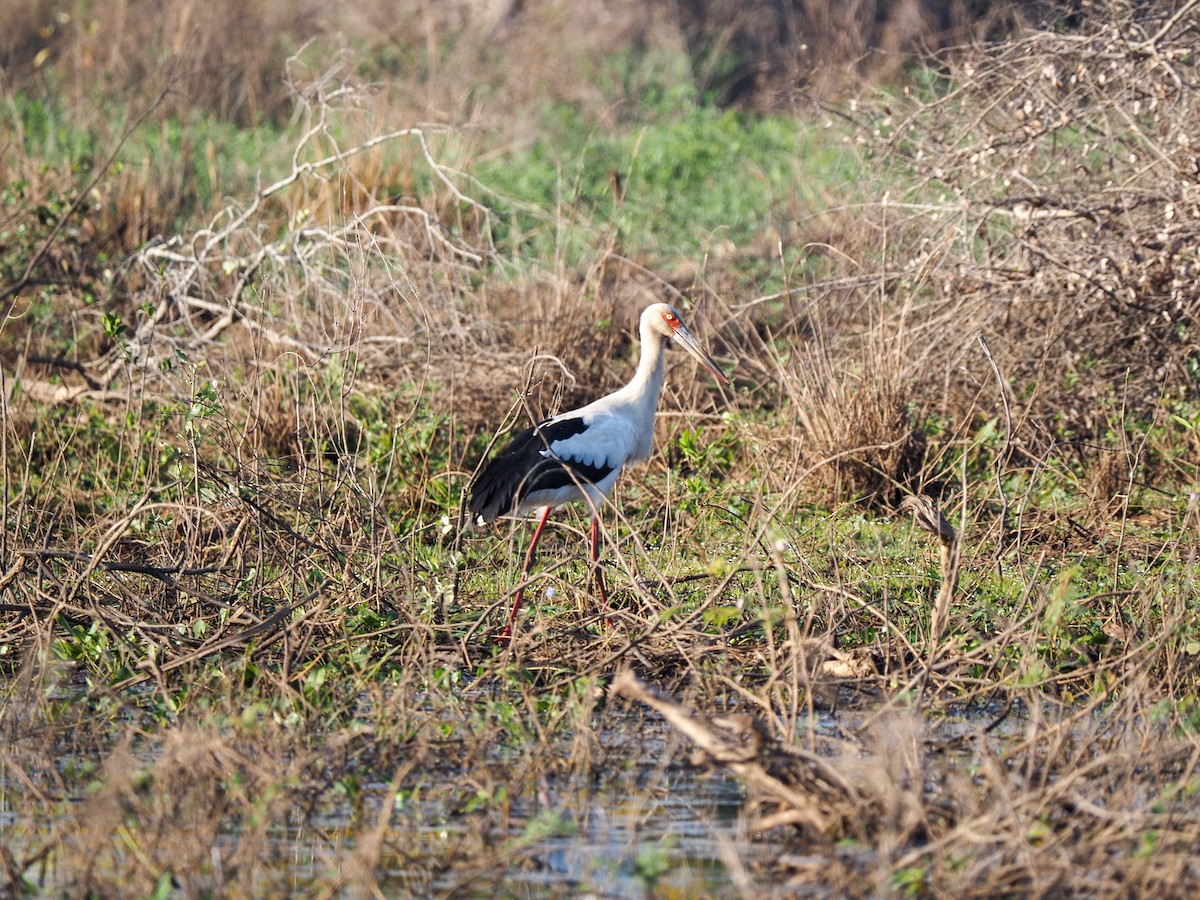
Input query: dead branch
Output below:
<box><xmin>611</xmin><ymin>669</ymin><xmax>854</xmax><ymax>836</ymax></box>
<box><xmin>900</xmin><ymin>493</ymin><xmax>959</xmax><ymax>646</ymax></box>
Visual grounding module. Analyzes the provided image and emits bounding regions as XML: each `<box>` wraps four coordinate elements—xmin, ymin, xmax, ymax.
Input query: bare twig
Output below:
<box><xmin>611</xmin><ymin>669</ymin><xmax>853</xmax><ymax>835</ymax></box>
<box><xmin>900</xmin><ymin>493</ymin><xmax>960</xmax><ymax>648</ymax></box>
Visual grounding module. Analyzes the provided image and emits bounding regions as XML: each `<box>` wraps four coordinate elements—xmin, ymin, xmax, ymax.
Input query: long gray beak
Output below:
<box><xmin>673</xmin><ymin>324</ymin><xmax>729</xmax><ymax>384</ymax></box>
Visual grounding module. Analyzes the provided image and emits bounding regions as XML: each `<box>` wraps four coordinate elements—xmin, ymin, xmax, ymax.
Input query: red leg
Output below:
<box><xmin>591</xmin><ymin>515</ymin><xmax>611</xmax><ymax>624</ymax></box>
<box><xmin>498</xmin><ymin>506</ymin><xmax>553</xmax><ymax>643</ymax></box>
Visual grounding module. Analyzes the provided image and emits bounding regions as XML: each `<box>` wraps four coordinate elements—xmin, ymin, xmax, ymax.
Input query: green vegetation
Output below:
<box><xmin>3</xmin><ymin>0</ymin><xmax>1200</xmax><ymax>896</ymax></box>
<box><xmin>475</xmin><ymin>102</ymin><xmax>817</xmax><ymax>263</ymax></box>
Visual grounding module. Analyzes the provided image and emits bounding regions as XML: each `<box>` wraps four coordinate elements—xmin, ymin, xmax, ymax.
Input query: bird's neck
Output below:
<box><xmin>627</xmin><ymin>325</ymin><xmax>667</xmax><ymax>400</ymax></box>
<box><xmin>593</xmin><ymin>320</ymin><xmax>668</xmax><ymax>462</ymax></box>
<box><xmin>607</xmin><ymin>321</ymin><xmax>668</xmax><ymax>434</ymax></box>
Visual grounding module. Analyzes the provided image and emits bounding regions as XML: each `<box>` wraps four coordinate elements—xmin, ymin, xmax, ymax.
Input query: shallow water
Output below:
<box><xmin>0</xmin><ymin>676</ymin><xmax>1027</xmax><ymax>897</ymax></box>
<box><xmin>383</xmin><ymin>707</ymin><xmax>849</xmax><ymax>897</ymax></box>
<box><xmin>432</xmin><ymin>768</ymin><xmax>755</xmax><ymax>897</ymax></box>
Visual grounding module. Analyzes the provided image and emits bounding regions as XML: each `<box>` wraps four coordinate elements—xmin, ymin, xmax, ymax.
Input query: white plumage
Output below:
<box><xmin>470</xmin><ymin>303</ymin><xmax>728</xmax><ymax>642</ymax></box>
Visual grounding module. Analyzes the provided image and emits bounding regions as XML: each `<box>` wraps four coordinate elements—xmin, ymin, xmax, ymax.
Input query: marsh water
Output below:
<box><xmin>412</xmin><ymin>701</ymin><xmax>1018</xmax><ymax>897</ymax></box>
<box><xmin>2</xmin><ymin>678</ymin><xmax>1023</xmax><ymax>897</ymax></box>
<box><xmin>430</xmin><ymin>759</ymin><xmax>758</xmax><ymax>897</ymax></box>
<box><xmin>385</xmin><ymin>707</ymin><xmax>851</xmax><ymax>896</ymax></box>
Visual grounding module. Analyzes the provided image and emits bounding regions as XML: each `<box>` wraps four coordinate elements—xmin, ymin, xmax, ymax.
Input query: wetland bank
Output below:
<box><xmin>4</xmin><ymin>1</ymin><xmax>1200</xmax><ymax>895</ymax></box>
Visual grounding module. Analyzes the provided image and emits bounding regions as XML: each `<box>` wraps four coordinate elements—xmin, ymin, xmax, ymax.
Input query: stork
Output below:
<box><xmin>469</xmin><ymin>303</ymin><xmax>729</xmax><ymax>643</ymax></box>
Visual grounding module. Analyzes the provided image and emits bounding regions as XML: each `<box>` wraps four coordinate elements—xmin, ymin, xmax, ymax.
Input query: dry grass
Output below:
<box><xmin>0</xmin><ymin>0</ymin><xmax>1023</xmax><ymax>128</ymax></box>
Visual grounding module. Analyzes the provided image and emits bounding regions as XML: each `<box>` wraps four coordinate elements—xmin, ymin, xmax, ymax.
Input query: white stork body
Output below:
<box><xmin>470</xmin><ymin>303</ymin><xmax>728</xmax><ymax>642</ymax></box>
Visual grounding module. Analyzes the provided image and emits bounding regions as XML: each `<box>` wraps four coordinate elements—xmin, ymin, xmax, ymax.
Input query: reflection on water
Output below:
<box><xmin>0</xmin><ymin>682</ymin><xmax>1028</xmax><ymax>897</ymax></box>
<box><xmin>395</xmin><ymin>709</ymin><xmax>848</xmax><ymax>897</ymax></box>
<box><xmin>490</xmin><ymin>768</ymin><xmax>752</xmax><ymax>897</ymax></box>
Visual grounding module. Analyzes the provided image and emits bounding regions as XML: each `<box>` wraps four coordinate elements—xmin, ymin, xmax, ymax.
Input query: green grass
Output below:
<box><xmin>474</xmin><ymin>101</ymin><xmax>856</xmax><ymax>265</ymax></box>
<box><xmin>17</xmin><ymin>378</ymin><xmax>1194</xmax><ymax>698</ymax></box>
<box><xmin>7</xmin><ymin>91</ymin><xmax>284</xmax><ymax>220</ymax></box>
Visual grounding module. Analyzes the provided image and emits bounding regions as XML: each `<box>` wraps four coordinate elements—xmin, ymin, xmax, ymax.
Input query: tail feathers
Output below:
<box><xmin>468</xmin><ymin>415</ymin><xmax>605</xmax><ymax>524</ymax></box>
<box><xmin>468</xmin><ymin>458</ymin><xmax>520</xmax><ymax>524</ymax></box>
<box><xmin>468</xmin><ymin>423</ymin><xmax>545</xmax><ymax>524</ymax></box>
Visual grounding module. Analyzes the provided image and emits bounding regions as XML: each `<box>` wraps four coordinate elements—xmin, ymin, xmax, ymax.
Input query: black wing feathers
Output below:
<box><xmin>469</xmin><ymin>416</ymin><xmax>614</xmax><ymax>523</ymax></box>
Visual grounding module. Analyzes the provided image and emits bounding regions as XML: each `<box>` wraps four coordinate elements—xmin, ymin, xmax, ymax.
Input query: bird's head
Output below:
<box><xmin>642</xmin><ymin>303</ymin><xmax>729</xmax><ymax>383</ymax></box>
